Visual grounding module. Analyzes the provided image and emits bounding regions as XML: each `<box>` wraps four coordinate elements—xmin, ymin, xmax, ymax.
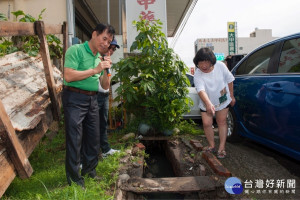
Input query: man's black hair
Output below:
<box><xmin>193</xmin><ymin>47</ymin><xmax>216</xmax><ymax>67</ymax></box>
<box><xmin>92</xmin><ymin>23</ymin><xmax>115</xmax><ymax>38</ymax></box>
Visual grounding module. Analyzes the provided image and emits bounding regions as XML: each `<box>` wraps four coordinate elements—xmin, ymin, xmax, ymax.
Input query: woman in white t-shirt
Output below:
<box><xmin>193</xmin><ymin>48</ymin><xmax>236</xmax><ymax>159</ymax></box>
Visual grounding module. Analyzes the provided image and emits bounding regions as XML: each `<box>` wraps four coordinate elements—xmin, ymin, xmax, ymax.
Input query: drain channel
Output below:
<box><xmin>142</xmin><ymin>140</ymin><xmax>184</xmax><ymax>199</ymax></box>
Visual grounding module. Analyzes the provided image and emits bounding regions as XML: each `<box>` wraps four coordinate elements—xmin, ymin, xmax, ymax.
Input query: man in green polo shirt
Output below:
<box><xmin>63</xmin><ymin>23</ymin><xmax>115</xmax><ymax>188</ymax></box>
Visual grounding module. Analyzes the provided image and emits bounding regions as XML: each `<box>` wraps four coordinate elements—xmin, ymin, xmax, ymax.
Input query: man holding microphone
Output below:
<box><xmin>63</xmin><ymin>23</ymin><xmax>115</xmax><ymax>188</ymax></box>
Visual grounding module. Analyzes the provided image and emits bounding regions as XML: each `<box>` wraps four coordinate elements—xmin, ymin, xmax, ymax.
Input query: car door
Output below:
<box><xmin>263</xmin><ymin>37</ymin><xmax>300</xmax><ymax>152</ymax></box>
<box><xmin>232</xmin><ymin>43</ymin><xmax>277</xmax><ymax>136</ymax></box>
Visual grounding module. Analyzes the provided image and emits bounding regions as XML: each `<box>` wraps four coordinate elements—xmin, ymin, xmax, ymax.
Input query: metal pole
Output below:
<box><xmin>119</xmin><ymin>0</ymin><xmax>122</xmax><ymax>34</ymax></box>
<box><xmin>107</xmin><ymin>0</ymin><xmax>110</xmax><ymax>24</ymax></box>
<box><xmin>66</xmin><ymin>0</ymin><xmax>75</xmax><ymax>46</ymax></box>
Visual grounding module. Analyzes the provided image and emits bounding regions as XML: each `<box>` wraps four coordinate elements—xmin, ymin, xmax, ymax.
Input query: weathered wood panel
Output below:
<box><xmin>35</xmin><ymin>21</ymin><xmax>61</xmax><ymax>121</ymax></box>
<box><xmin>0</xmin><ymin>52</ymin><xmax>63</xmax><ymax>131</ymax></box>
<box><xmin>0</xmin><ymin>100</ymin><xmax>57</xmax><ymax>197</ymax></box>
<box><xmin>0</xmin><ymin>20</ymin><xmax>65</xmax><ymax>197</ymax></box>
<box><xmin>0</xmin><ymin>100</ymin><xmax>33</xmax><ymax>179</ymax></box>
<box><xmin>0</xmin><ymin>151</ymin><xmax>16</xmax><ymax>197</ymax></box>
<box><xmin>0</xmin><ymin>21</ymin><xmax>63</xmax><ymax>37</ymax></box>
<box><xmin>121</xmin><ymin>176</ymin><xmax>216</xmax><ymax>193</ymax></box>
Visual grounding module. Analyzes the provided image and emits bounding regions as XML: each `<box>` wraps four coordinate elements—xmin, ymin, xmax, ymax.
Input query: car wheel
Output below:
<box><xmin>227</xmin><ymin>107</ymin><xmax>243</xmax><ymax>142</ymax></box>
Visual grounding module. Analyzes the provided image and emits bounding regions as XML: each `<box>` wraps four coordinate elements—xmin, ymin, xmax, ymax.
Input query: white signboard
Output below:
<box><xmin>126</xmin><ymin>0</ymin><xmax>167</xmax><ymax>51</ymax></box>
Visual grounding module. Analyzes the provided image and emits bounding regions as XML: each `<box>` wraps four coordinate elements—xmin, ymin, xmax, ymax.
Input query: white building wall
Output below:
<box><xmin>195</xmin><ymin>29</ymin><xmax>278</xmax><ymax>58</ymax></box>
<box><xmin>0</xmin><ymin>0</ymin><xmax>67</xmax><ymax>24</ymax></box>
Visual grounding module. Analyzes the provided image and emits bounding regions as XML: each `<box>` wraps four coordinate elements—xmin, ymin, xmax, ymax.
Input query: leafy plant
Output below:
<box><xmin>110</xmin><ymin>106</ymin><xmax>123</xmax><ymax>122</ymax></box>
<box><xmin>112</xmin><ymin>17</ymin><xmax>192</xmax><ymax>132</ymax></box>
<box><xmin>0</xmin><ymin>9</ymin><xmax>62</xmax><ymax>58</ymax></box>
<box><xmin>0</xmin><ymin>12</ymin><xmax>7</xmax><ymax>21</ymax></box>
<box><xmin>176</xmin><ymin>120</ymin><xmax>203</xmax><ymax>135</ymax></box>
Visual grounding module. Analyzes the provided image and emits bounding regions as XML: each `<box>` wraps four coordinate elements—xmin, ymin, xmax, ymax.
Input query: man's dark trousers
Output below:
<box><xmin>97</xmin><ymin>92</ymin><xmax>111</xmax><ymax>153</ymax></box>
<box><xmin>63</xmin><ymin>89</ymin><xmax>100</xmax><ymax>186</ymax></box>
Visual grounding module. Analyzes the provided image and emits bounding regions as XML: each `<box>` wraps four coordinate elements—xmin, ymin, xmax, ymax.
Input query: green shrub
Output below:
<box><xmin>112</xmin><ymin>17</ymin><xmax>192</xmax><ymax>132</ymax></box>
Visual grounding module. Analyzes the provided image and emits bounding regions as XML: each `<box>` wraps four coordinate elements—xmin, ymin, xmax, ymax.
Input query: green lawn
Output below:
<box><xmin>2</xmin><ymin>119</ymin><xmax>201</xmax><ymax>200</ymax></box>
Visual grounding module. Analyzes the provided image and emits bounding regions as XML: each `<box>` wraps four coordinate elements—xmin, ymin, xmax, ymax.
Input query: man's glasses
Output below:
<box><xmin>109</xmin><ymin>46</ymin><xmax>117</xmax><ymax>51</ymax></box>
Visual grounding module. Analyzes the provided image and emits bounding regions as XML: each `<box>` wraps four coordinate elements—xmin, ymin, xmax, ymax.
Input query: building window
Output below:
<box><xmin>239</xmin><ymin>47</ymin><xmax>243</xmax><ymax>50</ymax></box>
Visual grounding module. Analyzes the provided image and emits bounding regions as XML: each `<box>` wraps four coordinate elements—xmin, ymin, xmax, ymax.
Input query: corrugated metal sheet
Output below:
<box><xmin>0</xmin><ymin>51</ymin><xmax>63</xmax><ymax>131</ymax></box>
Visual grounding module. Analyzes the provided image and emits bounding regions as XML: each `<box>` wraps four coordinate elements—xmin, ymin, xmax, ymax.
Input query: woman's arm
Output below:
<box><xmin>228</xmin><ymin>81</ymin><xmax>236</xmax><ymax>106</ymax></box>
<box><xmin>198</xmin><ymin>90</ymin><xmax>215</xmax><ymax>115</ymax></box>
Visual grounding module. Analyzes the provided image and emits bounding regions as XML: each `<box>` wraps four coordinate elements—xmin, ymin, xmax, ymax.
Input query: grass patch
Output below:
<box><xmin>2</xmin><ymin>118</ymin><xmax>200</xmax><ymax>199</ymax></box>
<box><xmin>2</xmin><ymin>128</ymin><xmax>126</xmax><ymax>200</ymax></box>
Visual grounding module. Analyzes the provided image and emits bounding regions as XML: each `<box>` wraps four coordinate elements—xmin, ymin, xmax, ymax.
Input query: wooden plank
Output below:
<box><xmin>0</xmin><ymin>100</ymin><xmax>33</xmax><ymax>179</ymax></box>
<box><xmin>35</xmin><ymin>21</ymin><xmax>61</xmax><ymax>121</ymax></box>
<box><xmin>0</xmin><ymin>104</ymin><xmax>54</xmax><ymax>197</ymax></box>
<box><xmin>121</xmin><ymin>176</ymin><xmax>216</xmax><ymax>193</ymax></box>
<box><xmin>0</xmin><ymin>21</ymin><xmax>35</xmax><ymax>37</ymax></box>
<box><xmin>44</xmin><ymin>24</ymin><xmax>62</xmax><ymax>35</ymax></box>
<box><xmin>0</xmin><ymin>151</ymin><xmax>16</xmax><ymax>197</ymax></box>
<box><xmin>140</xmin><ymin>136</ymin><xmax>172</xmax><ymax>141</ymax></box>
<box><xmin>0</xmin><ymin>21</ymin><xmax>62</xmax><ymax>37</ymax></box>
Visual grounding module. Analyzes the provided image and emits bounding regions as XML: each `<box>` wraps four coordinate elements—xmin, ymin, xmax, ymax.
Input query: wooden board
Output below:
<box><xmin>0</xmin><ymin>105</ymin><xmax>54</xmax><ymax>197</ymax></box>
<box><xmin>140</xmin><ymin>136</ymin><xmax>172</xmax><ymax>141</ymax></box>
<box><xmin>121</xmin><ymin>176</ymin><xmax>216</xmax><ymax>193</ymax></box>
<box><xmin>35</xmin><ymin>21</ymin><xmax>61</xmax><ymax>121</ymax></box>
<box><xmin>0</xmin><ymin>21</ymin><xmax>62</xmax><ymax>37</ymax></box>
<box><xmin>0</xmin><ymin>100</ymin><xmax>33</xmax><ymax>179</ymax></box>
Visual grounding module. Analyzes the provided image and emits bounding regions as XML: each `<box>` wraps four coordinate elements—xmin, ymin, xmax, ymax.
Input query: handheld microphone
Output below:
<box><xmin>106</xmin><ymin>68</ymin><xmax>111</xmax><ymax>77</ymax></box>
<box><xmin>102</xmin><ymin>55</ymin><xmax>111</xmax><ymax>77</ymax></box>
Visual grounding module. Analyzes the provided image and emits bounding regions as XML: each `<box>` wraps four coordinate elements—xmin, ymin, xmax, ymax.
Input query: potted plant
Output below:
<box><xmin>112</xmin><ymin>17</ymin><xmax>192</xmax><ymax>134</ymax></box>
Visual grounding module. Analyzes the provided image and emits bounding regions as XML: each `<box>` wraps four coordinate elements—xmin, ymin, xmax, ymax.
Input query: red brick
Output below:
<box><xmin>190</xmin><ymin>139</ymin><xmax>200</xmax><ymax>144</ymax></box>
<box><xmin>202</xmin><ymin>152</ymin><xmax>231</xmax><ymax>177</ymax></box>
<box><xmin>190</xmin><ymin>140</ymin><xmax>203</xmax><ymax>151</ymax></box>
<box><xmin>135</xmin><ymin>143</ymin><xmax>145</xmax><ymax>150</ymax></box>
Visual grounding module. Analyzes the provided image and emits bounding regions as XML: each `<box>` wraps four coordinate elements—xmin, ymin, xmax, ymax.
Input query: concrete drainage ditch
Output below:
<box><xmin>115</xmin><ymin>136</ymin><xmax>232</xmax><ymax>200</ymax></box>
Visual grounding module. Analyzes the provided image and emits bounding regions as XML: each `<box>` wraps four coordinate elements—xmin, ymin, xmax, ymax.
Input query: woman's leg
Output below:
<box><xmin>215</xmin><ymin>108</ymin><xmax>229</xmax><ymax>152</ymax></box>
<box><xmin>201</xmin><ymin>112</ymin><xmax>215</xmax><ymax>148</ymax></box>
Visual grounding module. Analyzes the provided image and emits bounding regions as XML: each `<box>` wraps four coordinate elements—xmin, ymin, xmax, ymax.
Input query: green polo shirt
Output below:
<box><xmin>64</xmin><ymin>41</ymin><xmax>103</xmax><ymax>91</ymax></box>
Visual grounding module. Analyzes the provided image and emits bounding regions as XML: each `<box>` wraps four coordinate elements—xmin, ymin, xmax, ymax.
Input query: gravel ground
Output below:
<box><xmin>195</xmin><ymin>126</ymin><xmax>300</xmax><ymax>200</ymax></box>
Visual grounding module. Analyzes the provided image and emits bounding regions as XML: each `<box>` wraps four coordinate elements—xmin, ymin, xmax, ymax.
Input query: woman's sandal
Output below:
<box><xmin>202</xmin><ymin>146</ymin><xmax>216</xmax><ymax>153</ymax></box>
<box><xmin>217</xmin><ymin>150</ymin><xmax>226</xmax><ymax>159</ymax></box>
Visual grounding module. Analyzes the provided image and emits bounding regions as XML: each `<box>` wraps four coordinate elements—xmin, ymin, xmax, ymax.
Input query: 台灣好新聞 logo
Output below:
<box><xmin>225</xmin><ymin>177</ymin><xmax>243</xmax><ymax>194</ymax></box>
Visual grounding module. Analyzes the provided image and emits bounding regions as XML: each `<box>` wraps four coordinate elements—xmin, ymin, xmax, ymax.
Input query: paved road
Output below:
<box><xmin>195</xmin><ymin>120</ymin><xmax>300</xmax><ymax>199</ymax></box>
<box><xmin>222</xmin><ymin>138</ymin><xmax>300</xmax><ymax>199</ymax></box>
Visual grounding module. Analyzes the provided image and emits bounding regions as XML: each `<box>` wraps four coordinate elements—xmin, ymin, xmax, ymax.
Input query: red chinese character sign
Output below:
<box><xmin>141</xmin><ymin>10</ymin><xmax>155</xmax><ymax>21</ymax></box>
<box><xmin>126</xmin><ymin>0</ymin><xmax>167</xmax><ymax>51</ymax></box>
<box><xmin>137</xmin><ymin>0</ymin><xmax>156</xmax><ymax>10</ymax></box>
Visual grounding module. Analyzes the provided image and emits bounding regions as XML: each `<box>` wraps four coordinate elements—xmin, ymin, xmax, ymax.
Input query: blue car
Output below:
<box><xmin>227</xmin><ymin>33</ymin><xmax>300</xmax><ymax>161</ymax></box>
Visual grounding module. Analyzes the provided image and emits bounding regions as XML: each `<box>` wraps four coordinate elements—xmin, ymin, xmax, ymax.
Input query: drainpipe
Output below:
<box><xmin>66</xmin><ymin>0</ymin><xmax>75</xmax><ymax>46</ymax></box>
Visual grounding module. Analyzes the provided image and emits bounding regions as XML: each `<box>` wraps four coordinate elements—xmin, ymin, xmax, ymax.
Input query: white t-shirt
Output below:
<box><xmin>194</xmin><ymin>61</ymin><xmax>235</xmax><ymax>111</ymax></box>
<box><xmin>98</xmin><ymin>81</ymin><xmax>109</xmax><ymax>93</ymax></box>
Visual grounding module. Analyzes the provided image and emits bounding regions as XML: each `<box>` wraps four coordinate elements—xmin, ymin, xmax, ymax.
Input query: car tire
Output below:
<box><xmin>227</xmin><ymin>107</ymin><xmax>243</xmax><ymax>142</ymax></box>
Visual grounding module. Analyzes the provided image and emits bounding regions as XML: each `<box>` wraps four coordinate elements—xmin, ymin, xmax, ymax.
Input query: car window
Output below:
<box><xmin>236</xmin><ymin>44</ymin><xmax>275</xmax><ymax>75</ymax></box>
<box><xmin>278</xmin><ymin>38</ymin><xmax>300</xmax><ymax>73</ymax></box>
